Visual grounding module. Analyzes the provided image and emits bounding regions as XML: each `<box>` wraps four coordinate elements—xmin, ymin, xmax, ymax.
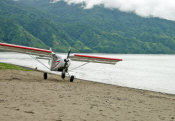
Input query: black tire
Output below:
<box><xmin>61</xmin><ymin>69</ymin><xmax>66</xmax><ymax>79</ymax></box>
<box><xmin>70</xmin><ymin>75</ymin><xmax>74</xmax><ymax>82</ymax></box>
<box><xmin>44</xmin><ymin>73</ymin><xmax>47</xmax><ymax>80</ymax></box>
<box><xmin>61</xmin><ymin>72</ymin><xmax>65</xmax><ymax>79</ymax></box>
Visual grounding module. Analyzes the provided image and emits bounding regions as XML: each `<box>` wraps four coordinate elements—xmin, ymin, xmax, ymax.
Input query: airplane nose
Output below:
<box><xmin>64</xmin><ymin>59</ymin><xmax>69</xmax><ymax>62</ymax></box>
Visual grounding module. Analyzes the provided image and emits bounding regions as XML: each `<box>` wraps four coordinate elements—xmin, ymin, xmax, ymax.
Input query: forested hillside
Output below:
<box><xmin>0</xmin><ymin>0</ymin><xmax>175</xmax><ymax>53</ymax></box>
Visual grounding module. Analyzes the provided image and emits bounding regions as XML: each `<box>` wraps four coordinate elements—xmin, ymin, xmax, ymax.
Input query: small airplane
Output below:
<box><xmin>0</xmin><ymin>42</ymin><xmax>122</xmax><ymax>82</ymax></box>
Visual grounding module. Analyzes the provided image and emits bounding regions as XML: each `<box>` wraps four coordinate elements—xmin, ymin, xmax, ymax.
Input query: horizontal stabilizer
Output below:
<box><xmin>70</xmin><ymin>54</ymin><xmax>122</xmax><ymax>65</ymax></box>
<box><xmin>0</xmin><ymin>42</ymin><xmax>52</xmax><ymax>57</ymax></box>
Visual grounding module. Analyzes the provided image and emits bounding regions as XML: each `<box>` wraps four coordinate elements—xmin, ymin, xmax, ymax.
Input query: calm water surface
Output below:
<box><xmin>0</xmin><ymin>52</ymin><xmax>175</xmax><ymax>94</ymax></box>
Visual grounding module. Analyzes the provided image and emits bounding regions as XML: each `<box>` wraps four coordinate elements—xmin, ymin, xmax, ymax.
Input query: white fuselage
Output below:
<box><xmin>50</xmin><ymin>54</ymin><xmax>71</xmax><ymax>71</ymax></box>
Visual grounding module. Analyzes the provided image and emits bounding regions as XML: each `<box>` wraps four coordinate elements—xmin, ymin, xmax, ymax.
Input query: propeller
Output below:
<box><xmin>61</xmin><ymin>47</ymin><xmax>71</xmax><ymax>79</ymax></box>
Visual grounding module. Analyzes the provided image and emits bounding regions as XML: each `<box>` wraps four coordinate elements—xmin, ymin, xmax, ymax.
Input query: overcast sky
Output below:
<box><xmin>51</xmin><ymin>0</ymin><xmax>175</xmax><ymax>21</ymax></box>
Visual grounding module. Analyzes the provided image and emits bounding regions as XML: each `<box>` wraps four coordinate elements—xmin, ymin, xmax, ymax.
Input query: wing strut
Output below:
<box><xmin>69</xmin><ymin>62</ymin><xmax>89</xmax><ymax>71</ymax></box>
<box><xmin>30</xmin><ymin>55</ymin><xmax>50</xmax><ymax>70</ymax></box>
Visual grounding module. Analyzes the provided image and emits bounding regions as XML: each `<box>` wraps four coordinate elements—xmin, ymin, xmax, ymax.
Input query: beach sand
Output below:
<box><xmin>0</xmin><ymin>70</ymin><xmax>175</xmax><ymax>121</ymax></box>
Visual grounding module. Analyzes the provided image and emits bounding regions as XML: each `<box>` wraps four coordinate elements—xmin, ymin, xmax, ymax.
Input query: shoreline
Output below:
<box><xmin>0</xmin><ymin>70</ymin><xmax>175</xmax><ymax>121</ymax></box>
<box><xmin>77</xmin><ymin>77</ymin><xmax>175</xmax><ymax>96</ymax></box>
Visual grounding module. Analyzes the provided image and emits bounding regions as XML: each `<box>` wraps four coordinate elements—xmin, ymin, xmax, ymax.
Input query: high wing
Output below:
<box><xmin>0</xmin><ymin>42</ymin><xmax>52</xmax><ymax>58</ymax></box>
<box><xmin>70</xmin><ymin>54</ymin><xmax>122</xmax><ymax>65</ymax></box>
<box><xmin>0</xmin><ymin>42</ymin><xmax>122</xmax><ymax>65</ymax></box>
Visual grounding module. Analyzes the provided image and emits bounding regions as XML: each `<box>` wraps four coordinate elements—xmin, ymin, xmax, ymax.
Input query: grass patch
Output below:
<box><xmin>0</xmin><ymin>63</ymin><xmax>31</xmax><ymax>71</ymax></box>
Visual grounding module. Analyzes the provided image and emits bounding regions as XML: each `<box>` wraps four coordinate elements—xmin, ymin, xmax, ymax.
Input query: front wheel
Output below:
<box><xmin>61</xmin><ymin>72</ymin><xmax>65</xmax><ymax>79</ymax></box>
<box><xmin>61</xmin><ymin>68</ymin><xmax>66</xmax><ymax>79</ymax></box>
<box><xmin>44</xmin><ymin>73</ymin><xmax>47</xmax><ymax>80</ymax></box>
<box><xmin>70</xmin><ymin>75</ymin><xmax>74</xmax><ymax>82</ymax></box>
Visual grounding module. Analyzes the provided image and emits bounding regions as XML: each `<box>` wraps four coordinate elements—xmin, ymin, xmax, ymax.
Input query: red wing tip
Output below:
<box><xmin>74</xmin><ymin>54</ymin><xmax>123</xmax><ymax>61</ymax></box>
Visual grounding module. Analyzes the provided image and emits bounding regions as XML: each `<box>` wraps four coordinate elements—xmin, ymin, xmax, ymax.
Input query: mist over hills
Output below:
<box><xmin>1</xmin><ymin>0</ymin><xmax>175</xmax><ymax>53</ymax></box>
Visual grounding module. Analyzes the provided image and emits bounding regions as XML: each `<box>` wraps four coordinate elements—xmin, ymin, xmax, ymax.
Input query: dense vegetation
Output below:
<box><xmin>0</xmin><ymin>0</ymin><xmax>175</xmax><ymax>53</ymax></box>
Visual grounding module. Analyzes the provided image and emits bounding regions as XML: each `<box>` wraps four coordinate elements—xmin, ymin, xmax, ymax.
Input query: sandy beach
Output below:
<box><xmin>0</xmin><ymin>70</ymin><xmax>175</xmax><ymax>121</ymax></box>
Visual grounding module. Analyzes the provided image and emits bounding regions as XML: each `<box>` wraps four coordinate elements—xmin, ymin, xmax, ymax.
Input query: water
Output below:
<box><xmin>0</xmin><ymin>52</ymin><xmax>175</xmax><ymax>94</ymax></box>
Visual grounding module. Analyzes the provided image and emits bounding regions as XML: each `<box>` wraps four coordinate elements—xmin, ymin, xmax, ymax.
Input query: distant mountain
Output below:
<box><xmin>1</xmin><ymin>0</ymin><xmax>175</xmax><ymax>53</ymax></box>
